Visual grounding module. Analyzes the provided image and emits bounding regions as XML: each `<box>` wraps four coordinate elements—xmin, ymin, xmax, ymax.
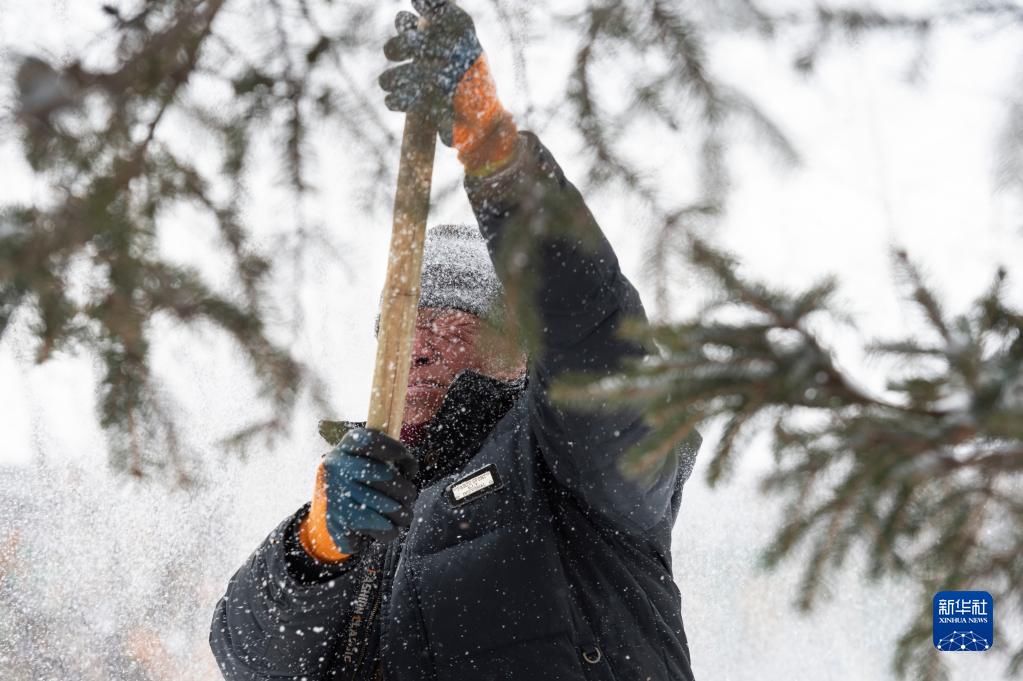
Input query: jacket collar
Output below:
<box><xmin>317</xmin><ymin>369</ymin><xmax>525</xmax><ymax>487</ymax></box>
<box><xmin>412</xmin><ymin>369</ymin><xmax>525</xmax><ymax>485</ymax></box>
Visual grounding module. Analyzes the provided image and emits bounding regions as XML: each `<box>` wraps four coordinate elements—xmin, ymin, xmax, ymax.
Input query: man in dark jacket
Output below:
<box><xmin>210</xmin><ymin>2</ymin><xmax>701</xmax><ymax>679</ymax></box>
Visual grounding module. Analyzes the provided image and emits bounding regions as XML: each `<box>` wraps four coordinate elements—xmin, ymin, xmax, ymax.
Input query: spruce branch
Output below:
<box><xmin>553</xmin><ymin>237</ymin><xmax>1023</xmax><ymax>679</ymax></box>
<box><xmin>561</xmin><ymin>1</ymin><xmax>798</xmax><ymax>311</ymax></box>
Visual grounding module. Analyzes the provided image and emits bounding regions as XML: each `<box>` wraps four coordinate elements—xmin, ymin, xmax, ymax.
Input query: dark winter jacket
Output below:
<box><xmin>209</xmin><ymin>131</ymin><xmax>702</xmax><ymax>681</ymax></box>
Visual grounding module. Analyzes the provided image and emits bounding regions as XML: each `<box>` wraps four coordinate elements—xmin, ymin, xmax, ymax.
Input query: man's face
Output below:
<box><xmin>404</xmin><ymin>307</ymin><xmax>520</xmax><ymax>426</ymax></box>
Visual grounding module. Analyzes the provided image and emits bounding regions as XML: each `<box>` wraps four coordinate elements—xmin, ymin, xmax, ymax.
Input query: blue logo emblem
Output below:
<box><xmin>933</xmin><ymin>591</ymin><xmax>993</xmax><ymax>652</ymax></box>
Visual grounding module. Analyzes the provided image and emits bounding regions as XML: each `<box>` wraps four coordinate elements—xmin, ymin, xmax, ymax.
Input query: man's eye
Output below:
<box><xmin>434</xmin><ymin>323</ymin><xmax>470</xmax><ymax>336</ymax></box>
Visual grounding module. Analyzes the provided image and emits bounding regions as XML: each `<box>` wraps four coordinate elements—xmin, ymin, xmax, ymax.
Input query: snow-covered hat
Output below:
<box><xmin>418</xmin><ymin>224</ymin><xmax>502</xmax><ymax>319</ymax></box>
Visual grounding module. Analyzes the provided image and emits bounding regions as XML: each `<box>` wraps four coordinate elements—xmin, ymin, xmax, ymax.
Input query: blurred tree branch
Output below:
<box><xmin>2</xmin><ymin>0</ymin><xmax>795</xmax><ymax>478</ymax></box>
<box><xmin>555</xmin><ymin>240</ymin><xmax>1023</xmax><ymax>679</ymax></box>
<box><xmin>1</xmin><ymin>0</ymin><xmax>1022</xmax><ymax>678</ymax></box>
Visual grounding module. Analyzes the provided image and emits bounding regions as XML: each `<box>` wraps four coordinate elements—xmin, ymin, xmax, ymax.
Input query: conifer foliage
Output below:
<box><xmin>2</xmin><ymin>0</ymin><xmax>782</xmax><ymax>478</ymax></box>
<box><xmin>556</xmin><ymin>240</ymin><xmax>1023</xmax><ymax>679</ymax></box>
<box><xmin>2</xmin><ymin>2</ymin><xmax>1022</xmax><ymax>678</ymax></box>
<box><xmin>2</xmin><ymin>0</ymin><xmax>394</xmax><ymax>478</ymax></box>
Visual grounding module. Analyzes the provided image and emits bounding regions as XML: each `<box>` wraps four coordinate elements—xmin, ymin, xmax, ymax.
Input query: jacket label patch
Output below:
<box><xmin>446</xmin><ymin>464</ymin><xmax>503</xmax><ymax>507</ymax></box>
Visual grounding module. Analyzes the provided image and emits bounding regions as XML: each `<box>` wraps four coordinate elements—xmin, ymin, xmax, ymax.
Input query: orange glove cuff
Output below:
<box><xmin>298</xmin><ymin>463</ymin><xmax>351</xmax><ymax>563</ymax></box>
<box><xmin>453</xmin><ymin>54</ymin><xmax>519</xmax><ymax>177</ymax></box>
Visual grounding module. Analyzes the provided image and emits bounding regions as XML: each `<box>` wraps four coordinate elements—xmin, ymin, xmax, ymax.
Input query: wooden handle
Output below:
<box><xmin>366</xmin><ymin>111</ymin><xmax>437</xmax><ymax>436</ymax></box>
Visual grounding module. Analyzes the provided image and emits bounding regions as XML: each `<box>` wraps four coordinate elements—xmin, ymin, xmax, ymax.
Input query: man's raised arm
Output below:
<box><xmin>466</xmin><ymin>132</ymin><xmax>700</xmax><ymax>534</ymax></box>
<box><xmin>379</xmin><ymin>0</ymin><xmax>699</xmax><ymax>534</ymax></box>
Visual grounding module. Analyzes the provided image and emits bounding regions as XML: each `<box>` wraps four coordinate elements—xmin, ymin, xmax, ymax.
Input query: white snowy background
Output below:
<box><xmin>1</xmin><ymin>0</ymin><xmax>1021</xmax><ymax>679</ymax></box>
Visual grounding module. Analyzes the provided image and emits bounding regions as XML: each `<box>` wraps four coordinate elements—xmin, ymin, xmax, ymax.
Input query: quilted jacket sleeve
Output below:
<box><xmin>465</xmin><ymin>132</ymin><xmax>701</xmax><ymax>536</ymax></box>
<box><xmin>209</xmin><ymin>506</ymin><xmax>374</xmax><ymax>680</ymax></box>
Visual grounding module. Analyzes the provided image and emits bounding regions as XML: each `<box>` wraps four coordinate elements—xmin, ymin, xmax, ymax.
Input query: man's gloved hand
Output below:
<box><xmin>299</xmin><ymin>428</ymin><xmax>418</xmax><ymax>562</ymax></box>
<box><xmin>379</xmin><ymin>0</ymin><xmax>518</xmax><ymax>175</ymax></box>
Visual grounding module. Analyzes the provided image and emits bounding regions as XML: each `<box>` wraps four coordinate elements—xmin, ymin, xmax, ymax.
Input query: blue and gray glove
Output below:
<box><xmin>379</xmin><ymin>0</ymin><xmax>519</xmax><ymax>174</ymax></box>
<box><xmin>300</xmin><ymin>427</ymin><xmax>418</xmax><ymax>559</ymax></box>
<box><xmin>379</xmin><ymin>0</ymin><xmax>483</xmax><ymax>146</ymax></box>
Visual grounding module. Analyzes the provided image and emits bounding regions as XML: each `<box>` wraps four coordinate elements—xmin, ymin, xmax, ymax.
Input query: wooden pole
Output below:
<box><xmin>366</xmin><ymin>110</ymin><xmax>437</xmax><ymax>437</ymax></box>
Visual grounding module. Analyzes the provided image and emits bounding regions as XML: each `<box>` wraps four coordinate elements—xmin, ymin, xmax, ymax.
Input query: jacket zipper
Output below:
<box><xmin>350</xmin><ymin>590</ymin><xmax>383</xmax><ymax>680</ymax></box>
<box><xmin>349</xmin><ymin>537</ymin><xmax>403</xmax><ymax>681</ymax></box>
<box><xmin>344</xmin><ymin>543</ymin><xmax>389</xmax><ymax>681</ymax></box>
<box><xmin>374</xmin><ymin>530</ymin><xmax>407</xmax><ymax>681</ymax></box>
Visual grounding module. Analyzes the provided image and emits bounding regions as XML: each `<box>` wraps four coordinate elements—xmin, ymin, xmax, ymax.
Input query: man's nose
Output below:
<box><xmin>411</xmin><ymin>332</ymin><xmax>435</xmax><ymax>366</ymax></box>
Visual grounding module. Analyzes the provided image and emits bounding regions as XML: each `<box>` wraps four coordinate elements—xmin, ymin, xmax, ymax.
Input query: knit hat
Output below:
<box><xmin>417</xmin><ymin>224</ymin><xmax>503</xmax><ymax>319</ymax></box>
